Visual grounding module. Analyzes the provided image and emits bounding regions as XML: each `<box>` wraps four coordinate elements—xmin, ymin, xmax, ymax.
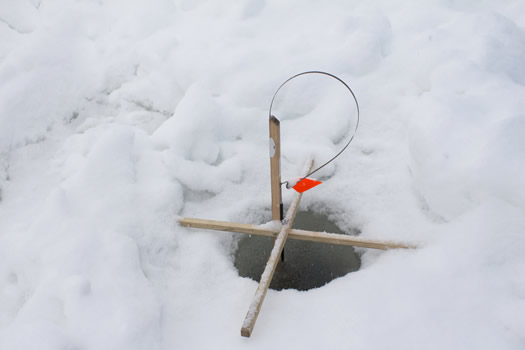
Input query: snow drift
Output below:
<box><xmin>0</xmin><ymin>0</ymin><xmax>524</xmax><ymax>349</ymax></box>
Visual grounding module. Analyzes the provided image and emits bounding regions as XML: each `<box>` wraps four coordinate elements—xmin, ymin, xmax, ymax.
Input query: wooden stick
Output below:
<box><xmin>178</xmin><ymin>217</ymin><xmax>418</xmax><ymax>250</ymax></box>
<box><xmin>240</xmin><ymin>160</ymin><xmax>313</xmax><ymax>337</ymax></box>
<box><xmin>269</xmin><ymin>116</ymin><xmax>283</xmax><ymax>221</ymax></box>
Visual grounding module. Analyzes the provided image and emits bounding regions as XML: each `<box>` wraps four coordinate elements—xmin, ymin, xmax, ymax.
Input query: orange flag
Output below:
<box><xmin>292</xmin><ymin>178</ymin><xmax>322</xmax><ymax>193</ymax></box>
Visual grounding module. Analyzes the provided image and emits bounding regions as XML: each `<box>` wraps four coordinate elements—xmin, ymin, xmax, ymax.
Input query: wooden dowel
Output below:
<box><xmin>269</xmin><ymin>116</ymin><xmax>283</xmax><ymax>221</ymax></box>
<box><xmin>178</xmin><ymin>217</ymin><xmax>418</xmax><ymax>250</ymax></box>
<box><xmin>240</xmin><ymin>190</ymin><xmax>302</xmax><ymax>337</ymax></box>
<box><xmin>240</xmin><ymin>160</ymin><xmax>313</xmax><ymax>337</ymax></box>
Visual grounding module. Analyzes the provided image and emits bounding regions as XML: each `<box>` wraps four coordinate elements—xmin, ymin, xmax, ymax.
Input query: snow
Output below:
<box><xmin>0</xmin><ymin>0</ymin><xmax>524</xmax><ymax>349</ymax></box>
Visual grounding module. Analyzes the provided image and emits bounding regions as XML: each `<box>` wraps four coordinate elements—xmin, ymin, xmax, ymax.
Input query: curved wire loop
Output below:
<box><xmin>268</xmin><ymin>71</ymin><xmax>360</xmax><ymax>183</ymax></box>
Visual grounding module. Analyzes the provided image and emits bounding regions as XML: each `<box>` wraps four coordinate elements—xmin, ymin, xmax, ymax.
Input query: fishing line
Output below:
<box><xmin>268</xmin><ymin>71</ymin><xmax>360</xmax><ymax>189</ymax></box>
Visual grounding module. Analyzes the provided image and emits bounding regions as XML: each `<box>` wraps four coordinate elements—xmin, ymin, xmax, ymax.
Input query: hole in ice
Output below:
<box><xmin>234</xmin><ymin>210</ymin><xmax>361</xmax><ymax>291</ymax></box>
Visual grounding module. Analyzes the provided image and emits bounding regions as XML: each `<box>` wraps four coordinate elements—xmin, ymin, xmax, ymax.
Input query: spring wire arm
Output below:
<box><xmin>268</xmin><ymin>71</ymin><xmax>360</xmax><ymax>183</ymax></box>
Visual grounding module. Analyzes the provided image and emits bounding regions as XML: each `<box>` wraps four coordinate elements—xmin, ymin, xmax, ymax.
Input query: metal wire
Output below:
<box><xmin>268</xmin><ymin>71</ymin><xmax>360</xmax><ymax>187</ymax></box>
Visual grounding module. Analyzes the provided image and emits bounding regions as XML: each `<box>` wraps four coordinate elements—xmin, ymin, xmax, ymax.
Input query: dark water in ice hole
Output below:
<box><xmin>234</xmin><ymin>211</ymin><xmax>361</xmax><ymax>291</ymax></box>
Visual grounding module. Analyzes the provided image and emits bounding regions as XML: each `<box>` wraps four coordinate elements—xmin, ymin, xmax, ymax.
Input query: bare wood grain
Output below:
<box><xmin>239</xmin><ymin>160</ymin><xmax>313</xmax><ymax>337</ymax></box>
<box><xmin>269</xmin><ymin>116</ymin><xmax>282</xmax><ymax>221</ymax></box>
<box><xmin>178</xmin><ymin>217</ymin><xmax>418</xmax><ymax>250</ymax></box>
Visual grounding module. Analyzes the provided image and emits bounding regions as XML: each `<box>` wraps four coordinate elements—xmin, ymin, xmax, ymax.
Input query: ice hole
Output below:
<box><xmin>234</xmin><ymin>210</ymin><xmax>361</xmax><ymax>291</ymax></box>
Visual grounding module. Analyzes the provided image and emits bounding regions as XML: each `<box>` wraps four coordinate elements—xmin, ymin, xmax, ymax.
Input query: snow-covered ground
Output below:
<box><xmin>1</xmin><ymin>0</ymin><xmax>525</xmax><ymax>349</ymax></box>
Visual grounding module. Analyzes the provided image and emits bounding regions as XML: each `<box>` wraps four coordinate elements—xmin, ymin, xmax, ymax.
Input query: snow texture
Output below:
<box><xmin>0</xmin><ymin>0</ymin><xmax>524</xmax><ymax>349</ymax></box>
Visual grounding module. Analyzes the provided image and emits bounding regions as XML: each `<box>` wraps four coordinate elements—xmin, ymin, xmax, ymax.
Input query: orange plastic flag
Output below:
<box><xmin>292</xmin><ymin>178</ymin><xmax>322</xmax><ymax>193</ymax></box>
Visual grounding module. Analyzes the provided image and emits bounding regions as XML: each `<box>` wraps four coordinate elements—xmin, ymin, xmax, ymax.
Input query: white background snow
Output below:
<box><xmin>1</xmin><ymin>0</ymin><xmax>525</xmax><ymax>349</ymax></box>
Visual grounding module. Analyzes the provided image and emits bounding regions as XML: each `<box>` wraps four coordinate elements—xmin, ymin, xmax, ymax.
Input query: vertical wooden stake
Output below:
<box><xmin>269</xmin><ymin>116</ymin><xmax>283</xmax><ymax>222</ymax></box>
<box><xmin>269</xmin><ymin>116</ymin><xmax>285</xmax><ymax>261</ymax></box>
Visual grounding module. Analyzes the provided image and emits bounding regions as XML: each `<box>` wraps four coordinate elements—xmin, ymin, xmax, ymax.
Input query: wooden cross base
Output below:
<box><xmin>178</xmin><ymin>197</ymin><xmax>416</xmax><ymax>337</ymax></box>
<box><xmin>177</xmin><ymin>162</ymin><xmax>416</xmax><ymax>338</ymax></box>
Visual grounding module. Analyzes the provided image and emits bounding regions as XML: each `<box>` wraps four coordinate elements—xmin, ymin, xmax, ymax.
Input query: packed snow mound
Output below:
<box><xmin>407</xmin><ymin>11</ymin><xmax>525</xmax><ymax>220</ymax></box>
<box><xmin>0</xmin><ymin>0</ymin><xmax>524</xmax><ymax>349</ymax></box>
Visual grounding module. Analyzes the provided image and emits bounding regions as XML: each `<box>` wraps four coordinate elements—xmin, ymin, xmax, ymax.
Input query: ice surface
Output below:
<box><xmin>0</xmin><ymin>0</ymin><xmax>524</xmax><ymax>349</ymax></box>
